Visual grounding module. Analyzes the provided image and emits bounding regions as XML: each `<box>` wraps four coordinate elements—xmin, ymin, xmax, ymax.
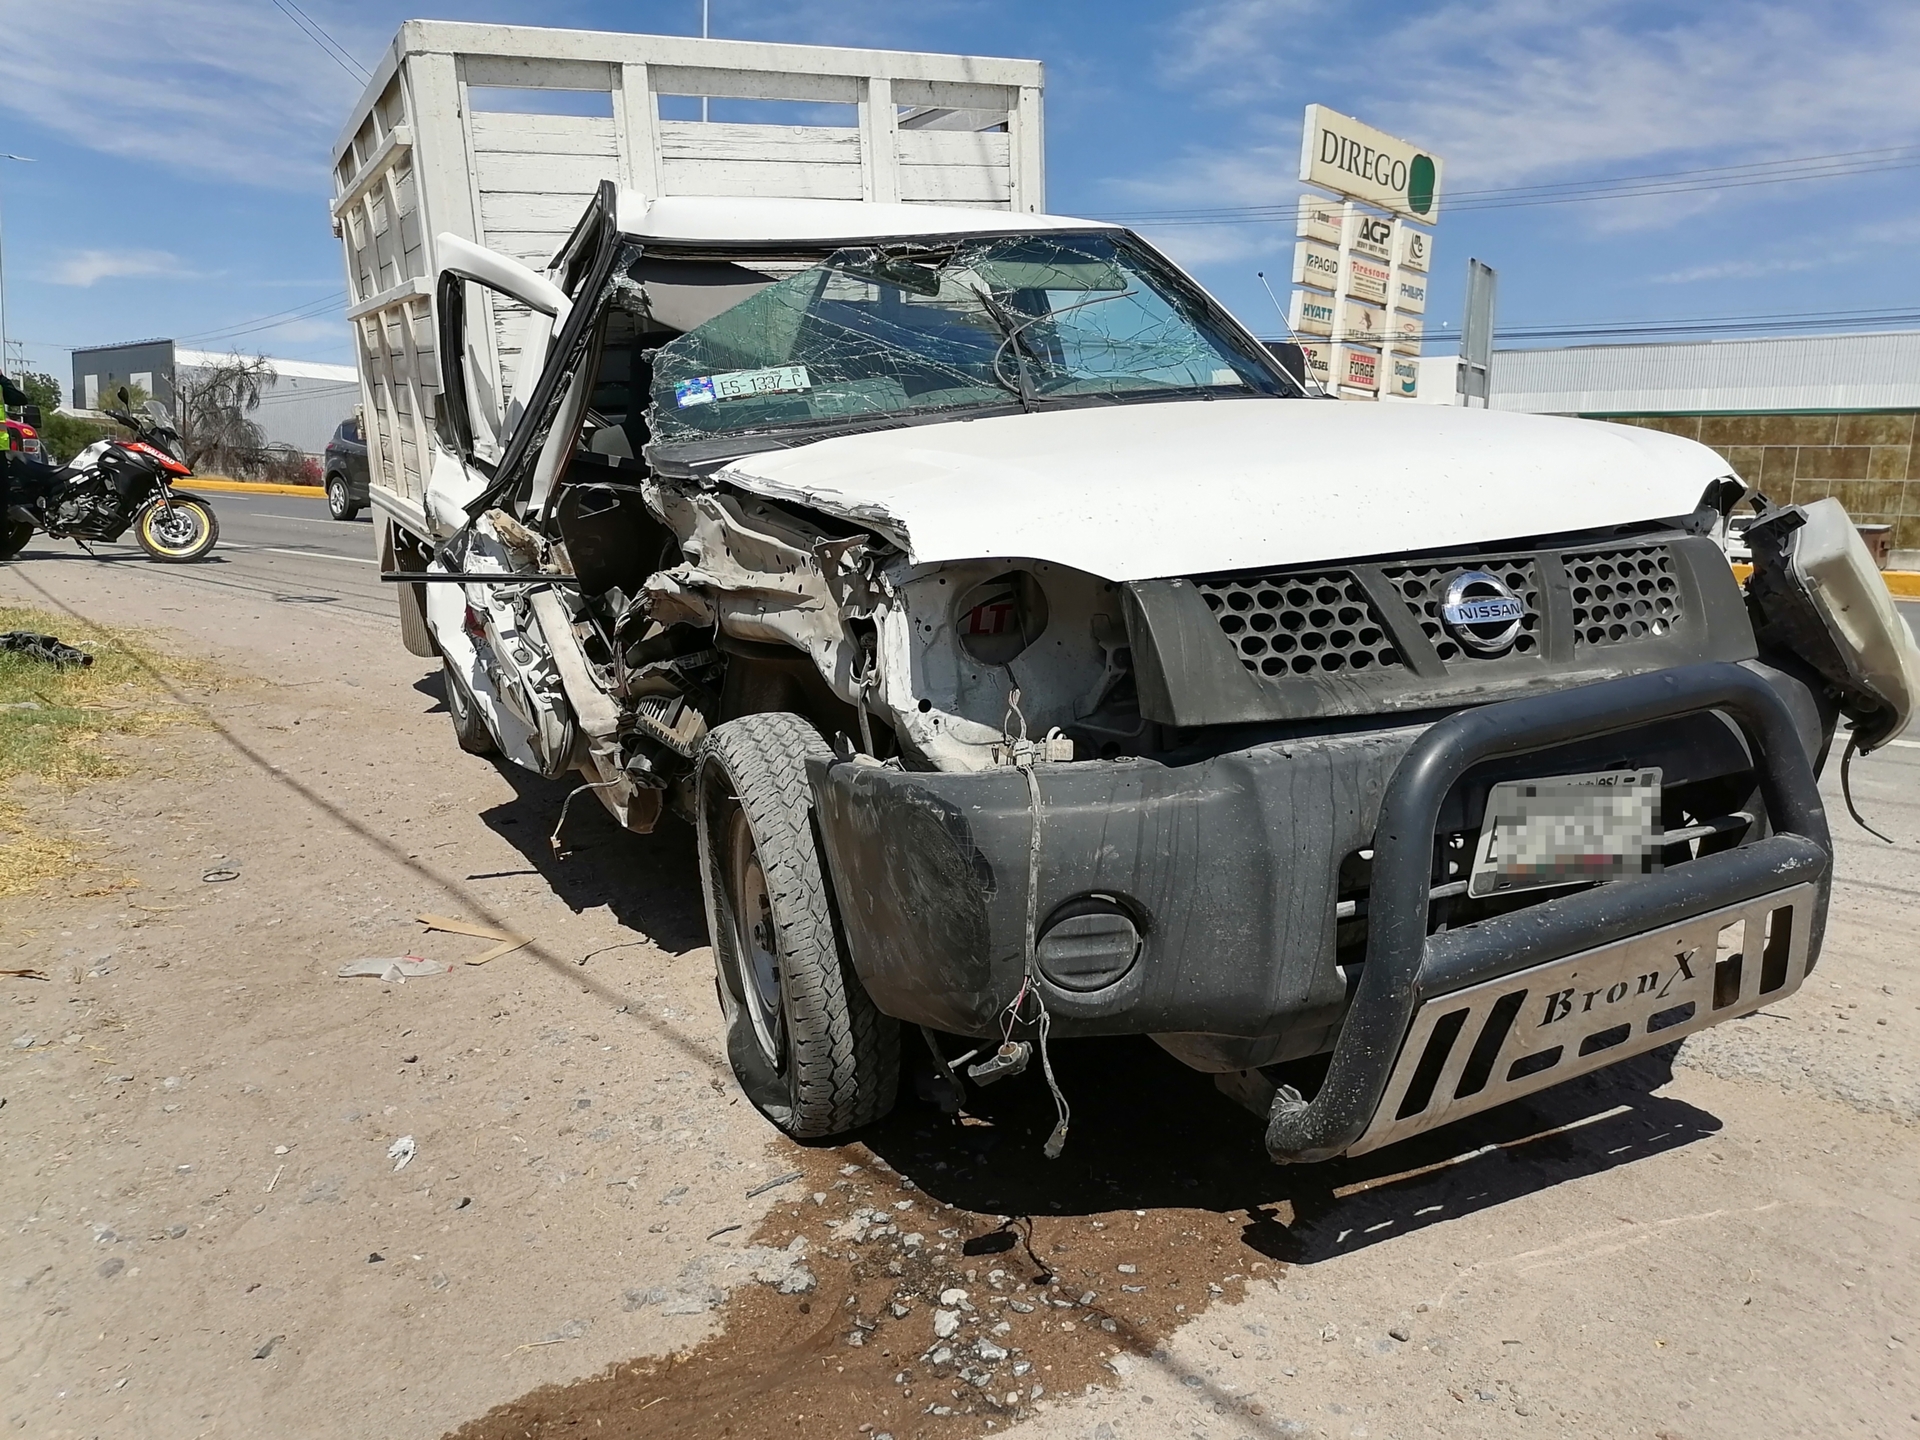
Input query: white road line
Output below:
<box><xmin>246</xmin><ymin>512</ymin><xmax>362</xmax><ymax>526</ymax></box>
<box><xmin>1888</xmin><ymin>739</ymin><xmax>1920</xmax><ymax>751</ymax></box>
<box><xmin>222</xmin><ymin>544</ymin><xmax>376</xmax><ymax>565</ymax></box>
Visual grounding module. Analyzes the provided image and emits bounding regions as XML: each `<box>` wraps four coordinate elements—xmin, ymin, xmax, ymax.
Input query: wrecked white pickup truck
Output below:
<box><xmin>336</xmin><ymin>29</ymin><xmax>1920</xmax><ymax>1165</ymax></box>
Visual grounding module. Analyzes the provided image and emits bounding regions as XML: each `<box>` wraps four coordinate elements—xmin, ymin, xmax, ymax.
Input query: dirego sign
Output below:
<box><xmin>1300</xmin><ymin>105</ymin><xmax>1443</xmax><ymax>220</ymax></box>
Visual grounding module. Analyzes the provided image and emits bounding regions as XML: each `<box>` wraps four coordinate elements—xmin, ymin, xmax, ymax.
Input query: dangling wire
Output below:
<box><xmin>1840</xmin><ymin>733</ymin><xmax>1894</xmax><ymax>844</ymax></box>
<box><xmin>549</xmin><ymin>777</ymin><xmax>626</xmax><ymax>856</ymax></box>
<box><xmin>1015</xmin><ymin>754</ymin><xmax>1072</xmax><ymax>1159</ymax></box>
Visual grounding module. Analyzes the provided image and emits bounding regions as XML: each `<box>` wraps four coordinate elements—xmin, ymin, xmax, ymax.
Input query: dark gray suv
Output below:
<box><xmin>323</xmin><ymin>416</ymin><xmax>370</xmax><ymax>520</ymax></box>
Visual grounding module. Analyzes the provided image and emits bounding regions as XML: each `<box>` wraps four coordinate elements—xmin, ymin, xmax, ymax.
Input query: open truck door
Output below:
<box><xmin>421</xmin><ymin>185</ymin><xmax>639</xmax><ymax>799</ymax></box>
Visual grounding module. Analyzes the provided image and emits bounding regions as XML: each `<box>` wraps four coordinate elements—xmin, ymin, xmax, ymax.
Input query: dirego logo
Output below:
<box><xmin>1319</xmin><ymin>131</ymin><xmax>1438</xmax><ymax>215</ymax></box>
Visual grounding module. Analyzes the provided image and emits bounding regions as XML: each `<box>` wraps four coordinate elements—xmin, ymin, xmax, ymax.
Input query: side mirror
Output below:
<box><xmin>118</xmin><ymin>386</ymin><xmax>131</xmax><ymax>407</ymax></box>
<box><xmin>20</xmin><ymin>405</ymin><xmax>40</xmax><ymax>429</ymax></box>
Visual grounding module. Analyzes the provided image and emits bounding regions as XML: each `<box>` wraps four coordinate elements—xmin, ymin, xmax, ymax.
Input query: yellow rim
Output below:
<box><xmin>141</xmin><ymin>503</ymin><xmax>208</xmax><ymax>555</ymax></box>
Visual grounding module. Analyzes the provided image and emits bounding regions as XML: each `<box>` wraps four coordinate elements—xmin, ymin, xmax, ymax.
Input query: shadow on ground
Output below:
<box><xmin>411</xmin><ymin>669</ymin><xmax>707</xmax><ymax>956</ymax></box>
<box><xmin>855</xmin><ymin>1034</ymin><xmax>1718</xmax><ymax>1263</ymax></box>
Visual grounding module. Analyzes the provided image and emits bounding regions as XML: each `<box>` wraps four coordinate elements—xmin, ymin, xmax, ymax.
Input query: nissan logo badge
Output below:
<box><xmin>1441</xmin><ymin>571</ymin><xmax>1526</xmax><ymax>654</ymax></box>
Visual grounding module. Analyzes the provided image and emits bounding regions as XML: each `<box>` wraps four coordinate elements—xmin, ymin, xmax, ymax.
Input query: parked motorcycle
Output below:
<box><xmin>1</xmin><ymin>387</ymin><xmax>219</xmax><ymax>563</ymax></box>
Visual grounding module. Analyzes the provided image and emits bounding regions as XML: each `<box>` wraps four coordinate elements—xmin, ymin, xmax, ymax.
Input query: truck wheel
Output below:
<box><xmin>326</xmin><ymin>476</ymin><xmax>359</xmax><ymax>521</ymax></box>
<box><xmin>442</xmin><ymin>657</ymin><xmax>496</xmax><ymax>755</ymax></box>
<box><xmin>698</xmin><ymin>712</ymin><xmax>898</xmax><ymax>1138</ymax></box>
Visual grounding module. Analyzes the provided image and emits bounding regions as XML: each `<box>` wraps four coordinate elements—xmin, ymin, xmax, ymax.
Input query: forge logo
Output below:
<box><xmin>954</xmin><ymin>571</ymin><xmax>1050</xmax><ymax>666</ymax></box>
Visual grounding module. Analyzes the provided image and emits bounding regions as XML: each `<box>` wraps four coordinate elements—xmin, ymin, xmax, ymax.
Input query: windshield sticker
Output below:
<box><xmin>677</xmin><ymin>365</ymin><xmax>813</xmax><ymax>409</ymax></box>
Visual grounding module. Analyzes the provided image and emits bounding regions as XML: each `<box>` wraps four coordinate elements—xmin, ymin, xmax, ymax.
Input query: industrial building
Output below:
<box><xmin>1425</xmin><ymin>331</ymin><xmax>1920</xmax><ymax>563</ymax></box>
<box><xmin>68</xmin><ymin>340</ymin><xmax>358</xmax><ymax>459</ymax></box>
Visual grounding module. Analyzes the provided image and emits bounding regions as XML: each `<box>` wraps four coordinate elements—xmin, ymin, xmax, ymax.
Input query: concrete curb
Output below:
<box><xmin>1730</xmin><ymin>562</ymin><xmax>1920</xmax><ymax>598</ymax></box>
<box><xmin>185</xmin><ymin>478</ymin><xmax>329</xmax><ymax>497</ymax></box>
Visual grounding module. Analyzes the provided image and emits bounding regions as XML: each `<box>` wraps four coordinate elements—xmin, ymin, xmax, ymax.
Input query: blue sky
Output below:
<box><xmin>4</xmin><ymin>0</ymin><xmax>1917</xmax><ymax>394</ymax></box>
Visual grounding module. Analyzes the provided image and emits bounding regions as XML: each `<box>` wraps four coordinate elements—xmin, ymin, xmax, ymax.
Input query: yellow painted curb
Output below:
<box><xmin>1730</xmin><ymin>561</ymin><xmax>1919</xmax><ymax>597</ymax></box>
<box><xmin>185</xmin><ymin>477</ymin><xmax>328</xmax><ymax>497</ymax></box>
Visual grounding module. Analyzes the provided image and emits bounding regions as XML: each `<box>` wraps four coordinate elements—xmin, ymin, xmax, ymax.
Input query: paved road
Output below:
<box><xmin>6</xmin><ymin>488</ymin><xmax>390</xmax><ymax>627</ymax></box>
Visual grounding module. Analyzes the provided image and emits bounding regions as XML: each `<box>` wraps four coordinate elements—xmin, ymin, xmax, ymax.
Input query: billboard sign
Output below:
<box><xmin>1296</xmin><ymin>196</ymin><xmax>1343</xmax><ymax>247</ymax></box>
<box><xmin>1297</xmin><ymin>340</ymin><xmax>1333</xmax><ymax>387</ymax></box>
<box><xmin>1346</xmin><ymin>210</ymin><xmax>1394</xmax><ymax>262</ymax></box>
<box><xmin>1388</xmin><ymin>354</ymin><xmax>1419</xmax><ymax>399</ymax></box>
<box><xmin>1290</xmin><ymin>290</ymin><xmax>1336</xmax><ymax>337</ymax></box>
<box><xmin>1345</xmin><ymin>255</ymin><xmax>1389</xmax><ymax>303</ymax></box>
<box><xmin>1300</xmin><ymin>105</ymin><xmax>1444</xmax><ymax>220</ymax></box>
<box><xmin>1392</xmin><ymin>273</ymin><xmax>1428</xmax><ymax>314</ymax></box>
<box><xmin>1340</xmin><ymin>345</ymin><xmax>1380</xmax><ymax>393</ymax></box>
<box><xmin>1394</xmin><ymin>224</ymin><xmax>1431</xmax><ymax>273</ymax></box>
<box><xmin>1388</xmin><ymin>311</ymin><xmax>1423</xmax><ymax>351</ymax></box>
<box><xmin>1292</xmin><ymin>240</ymin><xmax>1342</xmax><ymax>292</ymax></box>
<box><xmin>1342</xmin><ymin>298</ymin><xmax>1385</xmax><ymax>344</ymax></box>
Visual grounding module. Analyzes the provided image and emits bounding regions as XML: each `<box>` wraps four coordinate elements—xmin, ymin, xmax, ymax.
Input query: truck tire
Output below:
<box><xmin>0</xmin><ymin>520</ymin><xmax>30</xmax><ymax>561</ymax></box>
<box><xmin>442</xmin><ymin>657</ymin><xmax>496</xmax><ymax>755</ymax></box>
<box><xmin>697</xmin><ymin>712</ymin><xmax>898</xmax><ymax>1138</ymax></box>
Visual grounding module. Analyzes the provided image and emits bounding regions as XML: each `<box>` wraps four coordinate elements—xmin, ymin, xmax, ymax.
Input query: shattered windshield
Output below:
<box><xmin>648</xmin><ymin>232</ymin><xmax>1287</xmax><ymax>444</ymax></box>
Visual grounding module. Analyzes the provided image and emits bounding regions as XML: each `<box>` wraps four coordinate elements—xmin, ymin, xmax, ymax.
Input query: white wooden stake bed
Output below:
<box><xmin>329</xmin><ymin>20</ymin><xmax>1045</xmax><ymax>544</ymax></box>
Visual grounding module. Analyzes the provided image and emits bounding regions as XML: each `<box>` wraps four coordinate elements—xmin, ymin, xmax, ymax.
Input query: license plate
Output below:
<box><xmin>1468</xmin><ymin>768</ymin><xmax>1661</xmax><ymax>898</ymax></box>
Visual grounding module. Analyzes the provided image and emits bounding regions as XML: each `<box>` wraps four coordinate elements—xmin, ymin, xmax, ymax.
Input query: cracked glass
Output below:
<box><xmin>647</xmin><ymin>233</ymin><xmax>1288</xmax><ymax>444</ymax></box>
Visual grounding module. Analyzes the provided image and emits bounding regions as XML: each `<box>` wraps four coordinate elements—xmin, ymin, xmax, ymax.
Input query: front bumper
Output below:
<box><xmin>807</xmin><ymin>662</ymin><xmax>1832</xmax><ymax>1152</ymax></box>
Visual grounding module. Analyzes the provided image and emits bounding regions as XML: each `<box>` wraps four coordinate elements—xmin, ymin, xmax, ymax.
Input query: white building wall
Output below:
<box><xmin>175</xmin><ymin>349</ymin><xmax>359</xmax><ymax>457</ymax></box>
<box><xmin>1487</xmin><ymin>331</ymin><xmax>1920</xmax><ymax>416</ymax></box>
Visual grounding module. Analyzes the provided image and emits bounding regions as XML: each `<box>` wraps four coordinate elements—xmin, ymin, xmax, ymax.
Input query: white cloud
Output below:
<box><xmin>1151</xmin><ymin>1</ymin><xmax>1920</xmax><ymax>215</ymax></box>
<box><xmin>0</xmin><ymin>0</ymin><xmax>381</xmax><ymax>189</ymax></box>
<box><xmin>45</xmin><ymin>249</ymin><xmax>195</xmax><ymax>286</ymax></box>
<box><xmin>1652</xmin><ymin>255</ymin><xmax>1824</xmax><ymax>284</ymax></box>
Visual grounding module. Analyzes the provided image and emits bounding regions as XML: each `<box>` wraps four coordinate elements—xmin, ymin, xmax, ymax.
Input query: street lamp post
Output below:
<box><xmin>0</xmin><ymin>154</ymin><xmax>37</xmax><ymax>379</ymax></box>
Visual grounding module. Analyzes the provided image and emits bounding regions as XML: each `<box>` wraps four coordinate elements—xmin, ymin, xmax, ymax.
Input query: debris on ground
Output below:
<box><xmin>337</xmin><ymin>956</ymin><xmax>454</xmax><ymax>982</ymax></box>
<box><xmin>387</xmin><ymin>1136</ymin><xmax>416</xmax><ymax>1171</ymax></box>
<box><xmin>416</xmin><ymin>912</ymin><xmax>530</xmax><ymax>965</ymax></box>
<box><xmin>0</xmin><ymin>631</ymin><xmax>93</xmax><ymax>668</ymax></box>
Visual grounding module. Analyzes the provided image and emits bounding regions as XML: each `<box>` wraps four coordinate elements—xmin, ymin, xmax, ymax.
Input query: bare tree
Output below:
<box><xmin>176</xmin><ymin>356</ymin><xmax>275</xmax><ymax>476</ymax></box>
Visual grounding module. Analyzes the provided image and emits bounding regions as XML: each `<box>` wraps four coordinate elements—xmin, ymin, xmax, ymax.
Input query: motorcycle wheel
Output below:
<box><xmin>0</xmin><ymin>520</ymin><xmax>31</xmax><ymax>561</ymax></box>
<box><xmin>135</xmin><ymin>498</ymin><xmax>219</xmax><ymax>563</ymax></box>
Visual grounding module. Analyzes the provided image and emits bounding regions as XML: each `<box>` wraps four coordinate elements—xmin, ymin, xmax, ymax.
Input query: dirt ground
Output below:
<box><xmin>2</xmin><ymin>553</ymin><xmax>1917</xmax><ymax>1440</ymax></box>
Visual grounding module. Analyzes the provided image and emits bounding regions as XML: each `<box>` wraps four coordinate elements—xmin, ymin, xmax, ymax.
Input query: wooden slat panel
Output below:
<box><xmin>473</xmin><ymin>150</ymin><xmax>621</xmax><ymax>194</ymax></box>
<box><xmin>478</xmin><ymin>191</ymin><xmax>602</xmax><ymax>235</ymax></box>
<box><xmin>463</xmin><ymin>54</ymin><xmax>614</xmax><ymax>91</ymax></box>
<box><xmin>898</xmin><ymin>166</ymin><xmax>1011</xmax><ymax>205</ymax></box>
<box><xmin>656</xmin><ymin>120</ymin><xmax>860</xmax><ymax>164</ymax></box>
<box><xmin>648</xmin><ymin>65</ymin><xmax>859</xmax><ymax>105</ymax></box>
<box><xmin>657</xmin><ymin>156</ymin><xmax>863</xmax><ymax>199</ymax></box>
<box><xmin>469</xmin><ymin>111</ymin><xmax>618</xmax><ymax>156</ymax></box>
<box><xmin>897</xmin><ymin>129</ymin><xmax>1010</xmax><ymax>170</ymax></box>
<box><xmin>477</xmin><ymin>231</ymin><xmax>576</xmax><ymax>266</ymax></box>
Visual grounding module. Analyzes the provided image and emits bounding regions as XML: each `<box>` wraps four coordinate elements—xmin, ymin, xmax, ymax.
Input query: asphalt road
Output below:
<box><xmin>6</xmin><ymin>487</ymin><xmax>389</xmax><ymax>626</ymax></box>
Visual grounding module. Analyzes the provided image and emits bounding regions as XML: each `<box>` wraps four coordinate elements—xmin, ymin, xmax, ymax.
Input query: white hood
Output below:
<box><xmin>714</xmin><ymin>399</ymin><xmax>1733</xmax><ymax>582</ymax></box>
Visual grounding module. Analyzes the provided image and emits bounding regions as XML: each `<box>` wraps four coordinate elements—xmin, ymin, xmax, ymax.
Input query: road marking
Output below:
<box><xmin>1887</xmin><ymin>739</ymin><xmax>1920</xmax><ymax>751</ymax></box>
<box><xmin>247</xmin><ymin>512</ymin><xmax>366</xmax><ymax>526</ymax></box>
<box><xmin>223</xmin><ymin>544</ymin><xmax>376</xmax><ymax>565</ymax></box>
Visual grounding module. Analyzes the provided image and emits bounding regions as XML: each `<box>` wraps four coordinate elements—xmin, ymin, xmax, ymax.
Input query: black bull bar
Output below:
<box><xmin>1263</xmin><ymin>660</ymin><xmax>1832</xmax><ymax>1163</ymax></box>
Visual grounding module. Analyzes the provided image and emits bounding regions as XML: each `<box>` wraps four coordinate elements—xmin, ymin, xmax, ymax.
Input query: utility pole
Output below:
<box><xmin>700</xmin><ymin>1</ymin><xmax>710</xmax><ymax>122</ymax></box>
<box><xmin>0</xmin><ymin>155</ymin><xmax>36</xmax><ymax>383</ymax></box>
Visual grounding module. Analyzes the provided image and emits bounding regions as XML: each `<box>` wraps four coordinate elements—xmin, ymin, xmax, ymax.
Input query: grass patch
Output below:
<box><xmin>0</xmin><ymin>606</ymin><xmax>217</xmax><ymax>896</ymax></box>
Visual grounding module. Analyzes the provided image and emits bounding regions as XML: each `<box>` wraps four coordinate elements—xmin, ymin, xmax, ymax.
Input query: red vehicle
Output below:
<box><xmin>3</xmin><ymin>418</ymin><xmax>42</xmax><ymax>459</ymax></box>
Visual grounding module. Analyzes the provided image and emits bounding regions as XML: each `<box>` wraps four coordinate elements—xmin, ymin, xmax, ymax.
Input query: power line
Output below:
<box><xmin>1262</xmin><ymin>305</ymin><xmax>1920</xmax><ymax>347</ymax></box>
<box><xmin>266</xmin><ymin>0</ymin><xmax>371</xmax><ymax>85</ymax></box>
<box><xmin>175</xmin><ymin>290</ymin><xmax>348</xmax><ymax>345</ymax></box>
<box><xmin>1109</xmin><ymin>143</ymin><xmax>1920</xmax><ymax>225</ymax></box>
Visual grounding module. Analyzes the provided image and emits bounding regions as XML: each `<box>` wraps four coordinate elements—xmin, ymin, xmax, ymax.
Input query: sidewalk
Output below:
<box><xmin>186</xmin><ymin>476</ymin><xmax>328</xmax><ymax>497</ymax></box>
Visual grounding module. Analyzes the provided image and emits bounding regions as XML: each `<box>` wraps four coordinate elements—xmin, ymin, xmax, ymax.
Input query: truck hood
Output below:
<box><xmin>714</xmin><ymin>399</ymin><xmax>1732</xmax><ymax>582</ymax></box>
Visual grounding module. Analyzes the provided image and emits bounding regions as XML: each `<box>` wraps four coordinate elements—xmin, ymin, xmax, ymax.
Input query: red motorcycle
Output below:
<box><xmin>2</xmin><ymin>387</ymin><xmax>219</xmax><ymax>563</ymax></box>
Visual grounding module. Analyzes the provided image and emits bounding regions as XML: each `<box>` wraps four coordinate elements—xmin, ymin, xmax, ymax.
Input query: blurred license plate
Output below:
<box><xmin>1468</xmin><ymin>768</ymin><xmax>1662</xmax><ymax>898</ymax></box>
